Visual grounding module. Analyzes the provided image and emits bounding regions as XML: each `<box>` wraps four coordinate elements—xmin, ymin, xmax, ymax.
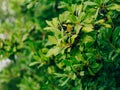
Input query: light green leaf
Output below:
<box><xmin>46</xmin><ymin>46</ymin><xmax>61</xmax><ymax>57</ymax></box>
<box><xmin>46</xmin><ymin>20</ymin><xmax>53</xmax><ymax>27</ymax></box>
<box><xmin>75</xmin><ymin>25</ymin><xmax>83</xmax><ymax>34</ymax></box>
<box><xmin>52</xmin><ymin>18</ymin><xmax>59</xmax><ymax>28</ymax></box>
<box><xmin>59</xmin><ymin>11</ymin><xmax>70</xmax><ymax>22</ymax></box>
<box><xmin>77</xmin><ymin>4</ymin><xmax>83</xmax><ymax>16</ymax></box>
<box><xmin>29</xmin><ymin>62</ymin><xmax>40</xmax><ymax>66</ymax></box>
<box><xmin>69</xmin><ymin>15</ymin><xmax>77</xmax><ymax>23</ymax></box>
<box><xmin>48</xmin><ymin>36</ymin><xmax>58</xmax><ymax>45</ymax></box>
<box><xmin>48</xmin><ymin>66</ymin><xmax>55</xmax><ymax>74</ymax></box>
<box><xmin>61</xmin><ymin>78</ymin><xmax>69</xmax><ymax>86</ymax></box>
<box><xmin>71</xmin><ymin>35</ymin><xmax>77</xmax><ymax>44</ymax></box>
<box><xmin>27</xmin><ymin>3</ymin><xmax>33</xmax><ymax>9</ymax></box>
<box><xmin>80</xmin><ymin>71</ymin><xmax>84</xmax><ymax>76</ymax></box>
<box><xmin>79</xmin><ymin>12</ymin><xmax>85</xmax><ymax>22</ymax></box>
<box><xmin>57</xmin><ymin>61</ymin><xmax>65</xmax><ymax>69</ymax></box>
<box><xmin>64</xmin><ymin>66</ymin><xmax>71</xmax><ymax>72</ymax></box>
<box><xmin>84</xmin><ymin>1</ymin><xmax>97</xmax><ymax>6</ymax></box>
<box><xmin>82</xmin><ymin>24</ymin><xmax>93</xmax><ymax>33</ymax></box>
<box><xmin>22</xmin><ymin>34</ymin><xmax>28</xmax><ymax>41</ymax></box>
<box><xmin>71</xmin><ymin>73</ymin><xmax>76</xmax><ymax>80</ymax></box>
<box><xmin>82</xmin><ymin>35</ymin><xmax>94</xmax><ymax>44</ymax></box>
<box><xmin>54</xmin><ymin>73</ymin><xmax>67</xmax><ymax>78</ymax></box>
<box><xmin>108</xmin><ymin>4</ymin><xmax>120</xmax><ymax>12</ymax></box>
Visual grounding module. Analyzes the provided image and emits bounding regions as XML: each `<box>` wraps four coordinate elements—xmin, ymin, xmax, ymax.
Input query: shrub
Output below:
<box><xmin>0</xmin><ymin>0</ymin><xmax>120</xmax><ymax>90</ymax></box>
<box><xmin>38</xmin><ymin>0</ymin><xmax>120</xmax><ymax>89</ymax></box>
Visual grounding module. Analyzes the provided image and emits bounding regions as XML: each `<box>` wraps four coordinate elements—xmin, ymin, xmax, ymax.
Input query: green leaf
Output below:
<box><xmin>95</xmin><ymin>19</ymin><xmax>105</xmax><ymax>24</ymax></box>
<box><xmin>22</xmin><ymin>34</ymin><xmax>28</xmax><ymax>41</ymax></box>
<box><xmin>103</xmin><ymin>0</ymin><xmax>109</xmax><ymax>3</ymax></box>
<box><xmin>93</xmin><ymin>64</ymin><xmax>103</xmax><ymax>73</ymax></box>
<box><xmin>64</xmin><ymin>66</ymin><xmax>71</xmax><ymax>72</ymax></box>
<box><xmin>57</xmin><ymin>61</ymin><xmax>65</xmax><ymax>69</ymax></box>
<box><xmin>61</xmin><ymin>78</ymin><xmax>69</xmax><ymax>86</ymax></box>
<box><xmin>90</xmin><ymin>63</ymin><xmax>99</xmax><ymax>69</ymax></box>
<box><xmin>27</xmin><ymin>3</ymin><xmax>33</xmax><ymax>9</ymax></box>
<box><xmin>79</xmin><ymin>12</ymin><xmax>85</xmax><ymax>22</ymax></box>
<box><xmin>46</xmin><ymin>20</ymin><xmax>53</xmax><ymax>27</ymax></box>
<box><xmin>88</xmin><ymin>67</ymin><xmax>95</xmax><ymax>76</ymax></box>
<box><xmin>112</xmin><ymin>26</ymin><xmax>120</xmax><ymax>44</ymax></box>
<box><xmin>71</xmin><ymin>73</ymin><xmax>76</xmax><ymax>80</ymax></box>
<box><xmin>80</xmin><ymin>71</ymin><xmax>84</xmax><ymax>76</ymax></box>
<box><xmin>82</xmin><ymin>24</ymin><xmax>93</xmax><ymax>33</ymax></box>
<box><xmin>82</xmin><ymin>35</ymin><xmax>94</xmax><ymax>44</ymax></box>
<box><xmin>59</xmin><ymin>11</ymin><xmax>70</xmax><ymax>22</ymax></box>
<box><xmin>48</xmin><ymin>36</ymin><xmax>58</xmax><ymax>45</ymax></box>
<box><xmin>48</xmin><ymin>66</ymin><xmax>55</xmax><ymax>74</ymax></box>
<box><xmin>75</xmin><ymin>25</ymin><xmax>83</xmax><ymax>34</ymax></box>
<box><xmin>71</xmin><ymin>35</ymin><xmax>77</xmax><ymax>44</ymax></box>
<box><xmin>29</xmin><ymin>62</ymin><xmax>40</xmax><ymax>66</ymax></box>
<box><xmin>63</xmin><ymin>60</ymin><xmax>71</xmax><ymax>66</ymax></box>
<box><xmin>94</xmin><ymin>8</ymin><xmax>99</xmax><ymax>20</ymax></box>
<box><xmin>46</xmin><ymin>46</ymin><xmax>61</xmax><ymax>57</ymax></box>
<box><xmin>52</xmin><ymin>18</ymin><xmax>59</xmax><ymax>28</ymax></box>
<box><xmin>77</xmin><ymin>4</ymin><xmax>83</xmax><ymax>16</ymax></box>
<box><xmin>69</xmin><ymin>15</ymin><xmax>77</xmax><ymax>23</ymax></box>
<box><xmin>84</xmin><ymin>1</ymin><xmax>97</xmax><ymax>6</ymax></box>
<box><xmin>54</xmin><ymin>73</ymin><xmax>67</xmax><ymax>78</ymax></box>
<box><xmin>108</xmin><ymin>4</ymin><xmax>120</xmax><ymax>12</ymax></box>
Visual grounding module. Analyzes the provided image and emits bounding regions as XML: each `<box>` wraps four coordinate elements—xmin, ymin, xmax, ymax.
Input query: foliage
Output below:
<box><xmin>0</xmin><ymin>0</ymin><xmax>120</xmax><ymax>90</ymax></box>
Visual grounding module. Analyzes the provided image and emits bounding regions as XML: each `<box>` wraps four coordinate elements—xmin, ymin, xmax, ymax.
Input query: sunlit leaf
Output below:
<box><xmin>82</xmin><ymin>24</ymin><xmax>93</xmax><ymax>33</ymax></box>
<box><xmin>108</xmin><ymin>4</ymin><xmax>120</xmax><ymax>12</ymax></box>
<box><xmin>48</xmin><ymin>36</ymin><xmax>58</xmax><ymax>45</ymax></box>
